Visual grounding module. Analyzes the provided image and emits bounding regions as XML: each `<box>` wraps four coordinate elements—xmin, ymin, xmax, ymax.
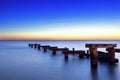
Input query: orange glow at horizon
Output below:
<box><xmin>0</xmin><ymin>32</ymin><xmax>120</xmax><ymax>40</ymax></box>
<box><xmin>0</xmin><ymin>24</ymin><xmax>120</xmax><ymax>40</ymax></box>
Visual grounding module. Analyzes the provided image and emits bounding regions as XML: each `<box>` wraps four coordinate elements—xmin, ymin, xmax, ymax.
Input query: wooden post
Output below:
<box><xmin>79</xmin><ymin>51</ymin><xmax>85</xmax><ymax>58</ymax></box>
<box><xmin>89</xmin><ymin>47</ymin><xmax>98</xmax><ymax>68</ymax></box>
<box><xmin>52</xmin><ymin>50</ymin><xmax>56</xmax><ymax>55</ymax></box>
<box><xmin>73</xmin><ymin>48</ymin><xmax>75</xmax><ymax>51</ymax></box>
<box><xmin>86</xmin><ymin>44</ymin><xmax>117</xmax><ymax>68</ymax></box>
<box><xmin>72</xmin><ymin>48</ymin><xmax>75</xmax><ymax>55</ymax></box>
<box><xmin>43</xmin><ymin>48</ymin><xmax>47</xmax><ymax>52</ymax></box>
<box><xmin>63</xmin><ymin>50</ymin><xmax>69</xmax><ymax>60</ymax></box>
<box><xmin>38</xmin><ymin>45</ymin><xmax>41</xmax><ymax>50</ymax></box>
<box><xmin>86</xmin><ymin>50</ymin><xmax>90</xmax><ymax>58</ymax></box>
<box><xmin>34</xmin><ymin>44</ymin><xmax>38</xmax><ymax>48</ymax></box>
<box><xmin>79</xmin><ymin>53</ymin><xmax>82</xmax><ymax>58</ymax></box>
<box><xmin>87</xmin><ymin>50</ymin><xmax>89</xmax><ymax>54</ymax></box>
<box><xmin>107</xmin><ymin>47</ymin><xmax>115</xmax><ymax>64</ymax></box>
<box><xmin>31</xmin><ymin>44</ymin><xmax>34</xmax><ymax>48</ymax></box>
<box><xmin>28</xmin><ymin>44</ymin><xmax>31</xmax><ymax>47</ymax></box>
<box><xmin>64</xmin><ymin>52</ymin><xmax>68</xmax><ymax>60</ymax></box>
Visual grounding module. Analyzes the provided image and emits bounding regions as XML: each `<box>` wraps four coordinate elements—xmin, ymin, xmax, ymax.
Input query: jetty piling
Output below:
<box><xmin>28</xmin><ymin>44</ymin><xmax>34</xmax><ymax>48</ymax></box>
<box><xmin>63</xmin><ymin>51</ymin><xmax>69</xmax><ymax>60</ymax></box>
<box><xmin>86</xmin><ymin>44</ymin><xmax>117</xmax><ymax>68</ymax></box>
<box><xmin>39</xmin><ymin>45</ymin><xmax>50</xmax><ymax>52</ymax></box>
<box><xmin>106</xmin><ymin>48</ymin><xmax>117</xmax><ymax>64</ymax></box>
<box><xmin>37</xmin><ymin>45</ymin><xmax>41</xmax><ymax>50</ymax></box>
<box><xmin>72</xmin><ymin>48</ymin><xmax>75</xmax><ymax>51</ymax></box>
<box><xmin>28</xmin><ymin>43</ymin><xmax>119</xmax><ymax>68</ymax></box>
<box><xmin>49</xmin><ymin>47</ymin><xmax>58</xmax><ymax>55</ymax></box>
<box><xmin>34</xmin><ymin>44</ymin><xmax>38</xmax><ymax>48</ymax></box>
<box><xmin>85</xmin><ymin>50</ymin><xmax>90</xmax><ymax>58</ymax></box>
<box><xmin>51</xmin><ymin>47</ymin><xmax>69</xmax><ymax>55</ymax></box>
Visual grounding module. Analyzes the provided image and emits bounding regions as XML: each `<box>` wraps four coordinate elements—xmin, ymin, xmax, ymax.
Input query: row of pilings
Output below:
<box><xmin>28</xmin><ymin>43</ymin><xmax>119</xmax><ymax>68</ymax></box>
<box><xmin>28</xmin><ymin>43</ymin><xmax>90</xmax><ymax>59</ymax></box>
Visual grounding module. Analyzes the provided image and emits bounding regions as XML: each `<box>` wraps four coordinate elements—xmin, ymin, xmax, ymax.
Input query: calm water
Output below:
<box><xmin>0</xmin><ymin>40</ymin><xmax>120</xmax><ymax>80</ymax></box>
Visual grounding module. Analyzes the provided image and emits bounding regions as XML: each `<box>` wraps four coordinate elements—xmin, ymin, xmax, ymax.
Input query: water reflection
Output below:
<box><xmin>108</xmin><ymin>64</ymin><xmax>118</xmax><ymax>80</ymax></box>
<box><xmin>91</xmin><ymin>68</ymin><xmax>99</xmax><ymax>80</ymax></box>
<box><xmin>0</xmin><ymin>40</ymin><xmax>120</xmax><ymax>80</ymax></box>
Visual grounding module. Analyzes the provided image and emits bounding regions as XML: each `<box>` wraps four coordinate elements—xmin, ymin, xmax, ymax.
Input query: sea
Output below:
<box><xmin>0</xmin><ymin>40</ymin><xmax>120</xmax><ymax>80</ymax></box>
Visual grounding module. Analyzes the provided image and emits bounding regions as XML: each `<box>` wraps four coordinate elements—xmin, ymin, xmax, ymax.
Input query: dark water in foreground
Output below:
<box><xmin>0</xmin><ymin>40</ymin><xmax>120</xmax><ymax>80</ymax></box>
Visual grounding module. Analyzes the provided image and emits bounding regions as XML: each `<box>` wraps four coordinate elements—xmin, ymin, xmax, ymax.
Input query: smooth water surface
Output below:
<box><xmin>0</xmin><ymin>40</ymin><xmax>120</xmax><ymax>80</ymax></box>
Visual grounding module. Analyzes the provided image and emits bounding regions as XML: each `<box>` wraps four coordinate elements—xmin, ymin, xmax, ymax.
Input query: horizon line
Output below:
<box><xmin>0</xmin><ymin>39</ymin><xmax>120</xmax><ymax>41</ymax></box>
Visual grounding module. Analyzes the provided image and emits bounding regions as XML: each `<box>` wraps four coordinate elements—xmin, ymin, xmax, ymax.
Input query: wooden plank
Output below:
<box><xmin>86</xmin><ymin>44</ymin><xmax>116</xmax><ymax>48</ymax></box>
<box><xmin>115</xmin><ymin>49</ymin><xmax>120</xmax><ymax>53</ymax></box>
<box><xmin>49</xmin><ymin>47</ymin><xmax>58</xmax><ymax>50</ymax></box>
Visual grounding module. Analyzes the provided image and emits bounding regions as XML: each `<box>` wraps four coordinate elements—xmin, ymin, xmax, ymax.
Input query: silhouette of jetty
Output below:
<box><xmin>28</xmin><ymin>43</ymin><xmax>120</xmax><ymax>68</ymax></box>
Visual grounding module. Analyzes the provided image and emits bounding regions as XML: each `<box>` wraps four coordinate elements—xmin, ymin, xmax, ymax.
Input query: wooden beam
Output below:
<box><xmin>115</xmin><ymin>48</ymin><xmax>120</xmax><ymax>53</ymax></box>
<box><xmin>86</xmin><ymin>44</ymin><xmax>116</xmax><ymax>48</ymax></box>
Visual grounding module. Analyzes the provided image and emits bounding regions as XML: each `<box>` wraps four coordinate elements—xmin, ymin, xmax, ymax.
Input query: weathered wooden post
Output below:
<box><xmin>86</xmin><ymin>44</ymin><xmax>98</xmax><ymax>68</ymax></box>
<box><xmin>89</xmin><ymin>47</ymin><xmax>98</xmax><ymax>68</ymax></box>
<box><xmin>43</xmin><ymin>48</ymin><xmax>47</xmax><ymax>52</ymax></box>
<box><xmin>107</xmin><ymin>48</ymin><xmax>115</xmax><ymax>64</ymax></box>
<box><xmin>86</xmin><ymin>50</ymin><xmax>90</xmax><ymax>58</ymax></box>
<box><xmin>78</xmin><ymin>51</ymin><xmax>85</xmax><ymax>58</ymax></box>
<box><xmin>73</xmin><ymin>48</ymin><xmax>75</xmax><ymax>51</ymax></box>
<box><xmin>38</xmin><ymin>45</ymin><xmax>41</xmax><ymax>50</ymax></box>
<box><xmin>49</xmin><ymin>47</ymin><xmax>57</xmax><ymax>55</ymax></box>
<box><xmin>34</xmin><ymin>44</ymin><xmax>37</xmax><ymax>48</ymax></box>
<box><xmin>86</xmin><ymin>44</ymin><xmax>117</xmax><ymax>68</ymax></box>
<box><xmin>31</xmin><ymin>44</ymin><xmax>34</xmax><ymax>48</ymax></box>
<box><xmin>28</xmin><ymin>44</ymin><xmax>31</xmax><ymax>47</ymax></box>
<box><xmin>64</xmin><ymin>51</ymin><xmax>69</xmax><ymax>60</ymax></box>
<box><xmin>72</xmin><ymin>48</ymin><xmax>75</xmax><ymax>55</ymax></box>
<box><xmin>34</xmin><ymin>44</ymin><xmax>39</xmax><ymax>48</ymax></box>
<box><xmin>52</xmin><ymin>50</ymin><xmax>56</xmax><ymax>55</ymax></box>
<box><xmin>40</xmin><ymin>46</ymin><xmax>50</xmax><ymax>52</ymax></box>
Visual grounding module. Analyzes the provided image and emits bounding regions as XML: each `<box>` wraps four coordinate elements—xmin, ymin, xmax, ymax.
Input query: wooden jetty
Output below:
<box><xmin>28</xmin><ymin>44</ymin><xmax>40</xmax><ymax>48</ymax></box>
<box><xmin>86</xmin><ymin>44</ymin><xmax>117</xmax><ymax>68</ymax></box>
<box><xmin>39</xmin><ymin>45</ymin><xmax>50</xmax><ymax>52</ymax></box>
<box><xmin>28</xmin><ymin>43</ymin><xmax>119</xmax><ymax>68</ymax></box>
<box><xmin>63</xmin><ymin>50</ymin><xmax>86</xmax><ymax>60</ymax></box>
<box><xmin>50</xmin><ymin>47</ymin><xmax>69</xmax><ymax>55</ymax></box>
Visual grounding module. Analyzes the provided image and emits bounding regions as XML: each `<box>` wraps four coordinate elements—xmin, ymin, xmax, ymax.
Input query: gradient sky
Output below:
<box><xmin>0</xmin><ymin>0</ymin><xmax>120</xmax><ymax>40</ymax></box>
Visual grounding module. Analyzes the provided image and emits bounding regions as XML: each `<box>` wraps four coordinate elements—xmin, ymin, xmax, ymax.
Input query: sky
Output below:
<box><xmin>0</xmin><ymin>0</ymin><xmax>120</xmax><ymax>40</ymax></box>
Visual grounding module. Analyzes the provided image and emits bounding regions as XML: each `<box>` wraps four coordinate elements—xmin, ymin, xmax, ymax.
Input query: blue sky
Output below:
<box><xmin>0</xmin><ymin>0</ymin><xmax>120</xmax><ymax>39</ymax></box>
